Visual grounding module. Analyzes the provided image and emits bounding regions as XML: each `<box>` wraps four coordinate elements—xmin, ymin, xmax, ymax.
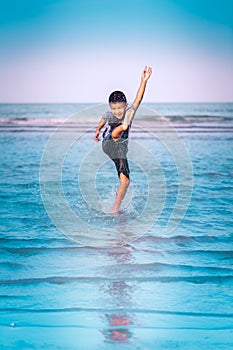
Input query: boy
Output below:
<box><xmin>94</xmin><ymin>66</ymin><xmax>152</xmax><ymax>213</ymax></box>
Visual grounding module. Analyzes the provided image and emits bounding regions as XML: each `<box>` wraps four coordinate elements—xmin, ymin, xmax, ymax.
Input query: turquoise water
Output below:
<box><xmin>0</xmin><ymin>103</ymin><xmax>233</xmax><ymax>349</ymax></box>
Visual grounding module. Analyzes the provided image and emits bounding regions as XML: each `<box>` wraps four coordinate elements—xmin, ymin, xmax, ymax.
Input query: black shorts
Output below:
<box><xmin>102</xmin><ymin>135</ymin><xmax>130</xmax><ymax>179</ymax></box>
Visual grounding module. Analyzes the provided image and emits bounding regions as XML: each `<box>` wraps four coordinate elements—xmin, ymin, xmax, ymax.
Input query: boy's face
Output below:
<box><xmin>110</xmin><ymin>102</ymin><xmax>128</xmax><ymax>119</ymax></box>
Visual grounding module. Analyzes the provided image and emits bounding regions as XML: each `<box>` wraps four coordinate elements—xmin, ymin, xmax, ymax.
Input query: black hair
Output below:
<box><xmin>108</xmin><ymin>91</ymin><xmax>127</xmax><ymax>104</ymax></box>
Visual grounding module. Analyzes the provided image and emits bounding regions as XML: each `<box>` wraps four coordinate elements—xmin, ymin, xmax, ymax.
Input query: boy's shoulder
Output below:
<box><xmin>102</xmin><ymin>110</ymin><xmax>113</xmax><ymax>120</ymax></box>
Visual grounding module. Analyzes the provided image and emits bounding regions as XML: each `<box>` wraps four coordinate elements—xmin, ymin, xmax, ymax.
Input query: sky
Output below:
<box><xmin>0</xmin><ymin>0</ymin><xmax>232</xmax><ymax>103</ymax></box>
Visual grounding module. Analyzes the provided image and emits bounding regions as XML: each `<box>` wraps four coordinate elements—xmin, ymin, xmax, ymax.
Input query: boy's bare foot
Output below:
<box><xmin>110</xmin><ymin>209</ymin><xmax>121</xmax><ymax>216</ymax></box>
<box><xmin>109</xmin><ymin>205</ymin><xmax>121</xmax><ymax>215</ymax></box>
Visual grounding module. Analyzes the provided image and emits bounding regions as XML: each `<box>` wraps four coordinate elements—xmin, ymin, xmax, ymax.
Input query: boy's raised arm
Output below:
<box><xmin>133</xmin><ymin>66</ymin><xmax>152</xmax><ymax>111</ymax></box>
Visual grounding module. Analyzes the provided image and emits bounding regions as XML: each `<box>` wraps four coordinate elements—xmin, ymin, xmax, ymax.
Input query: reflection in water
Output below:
<box><xmin>102</xmin><ymin>313</ymin><xmax>133</xmax><ymax>344</ymax></box>
<box><xmin>99</xmin><ymin>246</ymin><xmax>136</xmax><ymax>344</ymax></box>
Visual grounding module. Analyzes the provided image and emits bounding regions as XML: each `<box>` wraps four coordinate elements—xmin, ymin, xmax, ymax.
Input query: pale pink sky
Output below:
<box><xmin>0</xmin><ymin>0</ymin><xmax>232</xmax><ymax>103</ymax></box>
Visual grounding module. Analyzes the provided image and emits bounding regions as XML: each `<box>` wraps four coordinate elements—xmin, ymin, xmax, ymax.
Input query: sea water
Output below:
<box><xmin>0</xmin><ymin>103</ymin><xmax>233</xmax><ymax>349</ymax></box>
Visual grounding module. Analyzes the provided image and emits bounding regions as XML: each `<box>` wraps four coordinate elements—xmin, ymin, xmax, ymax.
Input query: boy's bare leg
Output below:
<box><xmin>111</xmin><ymin>125</ymin><xmax>124</xmax><ymax>140</ymax></box>
<box><xmin>110</xmin><ymin>173</ymin><xmax>130</xmax><ymax>213</ymax></box>
<box><xmin>111</xmin><ymin>110</ymin><xmax>134</xmax><ymax>140</ymax></box>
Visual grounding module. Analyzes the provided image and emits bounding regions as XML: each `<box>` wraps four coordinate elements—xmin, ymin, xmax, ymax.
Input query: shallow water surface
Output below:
<box><xmin>0</xmin><ymin>103</ymin><xmax>233</xmax><ymax>349</ymax></box>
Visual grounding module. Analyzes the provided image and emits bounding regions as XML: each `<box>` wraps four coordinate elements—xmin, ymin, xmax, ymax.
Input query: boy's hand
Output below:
<box><xmin>94</xmin><ymin>118</ymin><xmax>106</xmax><ymax>141</ymax></box>
<box><xmin>94</xmin><ymin>130</ymin><xmax>100</xmax><ymax>142</ymax></box>
<box><xmin>141</xmin><ymin>66</ymin><xmax>152</xmax><ymax>82</ymax></box>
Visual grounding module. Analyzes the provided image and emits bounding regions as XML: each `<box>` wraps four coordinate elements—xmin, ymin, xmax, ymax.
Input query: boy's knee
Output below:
<box><xmin>122</xmin><ymin>179</ymin><xmax>130</xmax><ymax>188</ymax></box>
<box><xmin>120</xmin><ymin>174</ymin><xmax>130</xmax><ymax>187</ymax></box>
<box><xmin>122</xmin><ymin>124</ymin><xmax>129</xmax><ymax>131</ymax></box>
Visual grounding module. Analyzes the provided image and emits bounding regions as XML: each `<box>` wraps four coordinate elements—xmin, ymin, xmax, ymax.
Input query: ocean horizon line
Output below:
<box><xmin>0</xmin><ymin>101</ymin><xmax>233</xmax><ymax>105</ymax></box>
